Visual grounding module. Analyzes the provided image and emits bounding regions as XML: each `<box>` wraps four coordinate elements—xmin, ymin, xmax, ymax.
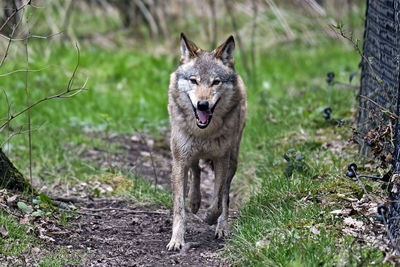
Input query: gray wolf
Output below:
<box><xmin>166</xmin><ymin>33</ymin><xmax>247</xmax><ymax>251</ymax></box>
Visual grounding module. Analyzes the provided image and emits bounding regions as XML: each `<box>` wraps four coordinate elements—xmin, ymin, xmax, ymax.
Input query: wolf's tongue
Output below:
<box><xmin>197</xmin><ymin>110</ymin><xmax>210</xmax><ymax>124</ymax></box>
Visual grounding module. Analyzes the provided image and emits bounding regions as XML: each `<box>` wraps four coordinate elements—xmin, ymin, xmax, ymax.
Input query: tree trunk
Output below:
<box><xmin>359</xmin><ymin>0</ymin><xmax>400</xmax><ymax>241</ymax></box>
<box><xmin>0</xmin><ymin>147</ymin><xmax>32</xmax><ymax>192</ymax></box>
<box><xmin>358</xmin><ymin>0</ymin><xmax>399</xmax><ymax>157</ymax></box>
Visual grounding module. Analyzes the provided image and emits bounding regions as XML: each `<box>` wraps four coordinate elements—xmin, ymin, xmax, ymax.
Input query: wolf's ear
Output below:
<box><xmin>214</xmin><ymin>35</ymin><xmax>235</xmax><ymax>66</ymax></box>
<box><xmin>180</xmin><ymin>33</ymin><xmax>199</xmax><ymax>63</ymax></box>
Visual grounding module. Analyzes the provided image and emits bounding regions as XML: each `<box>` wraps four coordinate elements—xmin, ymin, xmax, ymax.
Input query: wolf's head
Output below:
<box><xmin>174</xmin><ymin>33</ymin><xmax>237</xmax><ymax>129</ymax></box>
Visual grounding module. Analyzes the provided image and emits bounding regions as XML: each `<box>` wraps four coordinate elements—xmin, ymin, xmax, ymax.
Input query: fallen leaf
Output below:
<box><xmin>311</xmin><ymin>226</ymin><xmax>320</xmax><ymax>235</ymax></box>
<box><xmin>330</xmin><ymin>208</ymin><xmax>354</xmax><ymax>216</ymax></box>
<box><xmin>344</xmin><ymin>217</ymin><xmax>364</xmax><ymax>230</ymax></box>
<box><xmin>19</xmin><ymin>215</ymin><xmax>30</xmax><ymax>225</ymax></box>
<box><xmin>17</xmin><ymin>202</ymin><xmax>33</xmax><ymax>214</ymax></box>
<box><xmin>256</xmin><ymin>238</ymin><xmax>270</xmax><ymax>248</ymax></box>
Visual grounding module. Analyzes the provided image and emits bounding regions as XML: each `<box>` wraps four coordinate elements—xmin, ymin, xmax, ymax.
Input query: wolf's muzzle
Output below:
<box><xmin>191</xmin><ymin>98</ymin><xmax>220</xmax><ymax>129</ymax></box>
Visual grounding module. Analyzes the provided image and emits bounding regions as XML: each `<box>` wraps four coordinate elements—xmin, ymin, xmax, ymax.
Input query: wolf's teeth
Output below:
<box><xmin>196</xmin><ymin>119</ymin><xmax>208</xmax><ymax>125</ymax></box>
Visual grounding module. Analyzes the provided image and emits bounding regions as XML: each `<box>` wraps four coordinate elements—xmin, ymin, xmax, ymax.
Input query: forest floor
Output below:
<box><xmin>2</xmin><ymin>41</ymin><xmax>399</xmax><ymax>266</ymax></box>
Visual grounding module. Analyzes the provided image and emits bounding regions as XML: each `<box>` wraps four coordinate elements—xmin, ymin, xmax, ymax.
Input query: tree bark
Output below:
<box><xmin>359</xmin><ymin>0</ymin><xmax>400</xmax><ymax>241</ymax></box>
<box><xmin>358</xmin><ymin>0</ymin><xmax>399</xmax><ymax>157</ymax></box>
<box><xmin>0</xmin><ymin>147</ymin><xmax>32</xmax><ymax>192</ymax></box>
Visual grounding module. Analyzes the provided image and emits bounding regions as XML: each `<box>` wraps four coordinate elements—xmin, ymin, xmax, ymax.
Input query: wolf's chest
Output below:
<box><xmin>177</xmin><ymin>132</ymin><xmax>233</xmax><ymax>159</ymax></box>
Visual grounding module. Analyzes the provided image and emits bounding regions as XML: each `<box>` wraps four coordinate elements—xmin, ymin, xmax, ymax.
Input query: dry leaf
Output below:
<box><xmin>344</xmin><ymin>217</ymin><xmax>364</xmax><ymax>230</ymax></box>
<box><xmin>19</xmin><ymin>215</ymin><xmax>30</xmax><ymax>225</ymax></box>
<box><xmin>311</xmin><ymin>226</ymin><xmax>320</xmax><ymax>235</ymax></box>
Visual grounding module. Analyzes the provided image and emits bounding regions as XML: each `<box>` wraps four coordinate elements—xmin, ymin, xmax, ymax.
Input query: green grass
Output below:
<box><xmin>0</xmin><ymin>37</ymin><xmax>389</xmax><ymax>265</ymax></box>
<box><xmin>224</xmin><ymin>43</ymin><xmax>390</xmax><ymax>265</ymax></box>
<box><xmin>0</xmin><ymin>210</ymin><xmax>35</xmax><ymax>256</ymax></box>
<box><xmin>38</xmin><ymin>247</ymin><xmax>82</xmax><ymax>267</ymax></box>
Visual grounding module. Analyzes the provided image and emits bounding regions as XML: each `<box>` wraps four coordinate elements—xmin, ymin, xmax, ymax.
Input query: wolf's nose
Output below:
<box><xmin>197</xmin><ymin>100</ymin><xmax>209</xmax><ymax>111</ymax></box>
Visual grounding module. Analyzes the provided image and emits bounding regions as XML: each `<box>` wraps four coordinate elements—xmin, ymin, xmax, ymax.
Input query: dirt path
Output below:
<box><xmin>50</xmin><ymin>133</ymin><xmax>234</xmax><ymax>266</ymax></box>
<box><xmin>49</xmin><ymin>198</ymin><xmax>226</xmax><ymax>266</ymax></box>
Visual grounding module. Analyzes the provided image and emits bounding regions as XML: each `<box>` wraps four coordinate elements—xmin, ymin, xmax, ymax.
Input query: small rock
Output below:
<box><xmin>6</xmin><ymin>195</ymin><xmax>18</xmax><ymax>205</ymax></box>
<box><xmin>0</xmin><ymin>226</ymin><xmax>9</xmax><ymax>237</ymax></box>
<box><xmin>131</xmin><ymin>135</ymin><xmax>140</xmax><ymax>142</ymax></box>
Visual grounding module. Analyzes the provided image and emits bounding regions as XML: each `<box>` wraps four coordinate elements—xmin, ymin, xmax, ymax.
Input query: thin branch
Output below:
<box><xmin>208</xmin><ymin>0</ymin><xmax>217</xmax><ymax>49</ymax></box>
<box><xmin>359</xmin><ymin>95</ymin><xmax>398</xmax><ymax>119</ymax></box>
<box><xmin>1</xmin><ymin>127</ymin><xmax>38</xmax><ymax>148</ymax></box>
<box><xmin>24</xmin><ymin>22</ymin><xmax>33</xmax><ymax>194</ymax></box>
<box><xmin>250</xmin><ymin>0</ymin><xmax>258</xmax><ymax>87</ymax></box>
<box><xmin>0</xmin><ymin>67</ymin><xmax>49</xmax><ymax>77</ymax></box>
<box><xmin>223</xmin><ymin>0</ymin><xmax>251</xmax><ymax>80</ymax></box>
<box><xmin>264</xmin><ymin>0</ymin><xmax>295</xmax><ymax>40</ymax></box>
<box><xmin>0</xmin><ymin>32</ymin><xmax>63</xmax><ymax>41</ymax></box>
<box><xmin>334</xmin><ymin>25</ymin><xmax>391</xmax><ymax>103</ymax></box>
<box><xmin>0</xmin><ymin>45</ymin><xmax>87</xmax><ymax>133</ymax></box>
<box><xmin>133</xmin><ymin>0</ymin><xmax>159</xmax><ymax>39</ymax></box>
<box><xmin>67</xmin><ymin>43</ymin><xmax>80</xmax><ymax>91</ymax></box>
<box><xmin>0</xmin><ymin>25</ymin><xmax>16</xmax><ymax>69</ymax></box>
<box><xmin>132</xmin><ymin>127</ymin><xmax>159</xmax><ymax>193</ymax></box>
<box><xmin>2</xmin><ymin>89</ymin><xmax>11</xmax><ymax>154</ymax></box>
<box><xmin>0</xmin><ymin>0</ymin><xmax>31</xmax><ymax>33</ymax></box>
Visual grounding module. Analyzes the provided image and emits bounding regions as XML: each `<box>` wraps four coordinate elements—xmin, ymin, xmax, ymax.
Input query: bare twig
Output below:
<box><xmin>208</xmin><ymin>0</ymin><xmax>217</xmax><ymax>49</ymax></box>
<box><xmin>0</xmin><ymin>11</ymin><xmax>24</xmax><ymax>68</ymax></box>
<box><xmin>78</xmin><ymin>207</ymin><xmax>167</xmax><ymax>216</ymax></box>
<box><xmin>0</xmin><ymin>45</ymin><xmax>87</xmax><ymax>133</ymax></box>
<box><xmin>133</xmin><ymin>0</ymin><xmax>159</xmax><ymax>39</ymax></box>
<box><xmin>334</xmin><ymin>25</ymin><xmax>391</xmax><ymax>102</ymax></box>
<box><xmin>0</xmin><ymin>0</ymin><xmax>30</xmax><ymax>33</ymax></box>
<box><xmin>0</xmin><ymin>25</ymin><xmax>16</xmax><ymax>68</ymax></box>
<box><xmin>359</xmin><ymin>95</ymin><xmax>398</xmax><ymax>119</ymax></box>
<box><xmin>2</xmin><ymin>89</ymin><xmax>11</xmax><ymax>154</ymax></box>
<box><xmin>62</xmin><ymin>0</ymin><xmax>74</xmax><ymax>41</ymax></box>
<box><xmin>264</xmin><ymin>0</ymin><xmax>295</xmax><ymax>40</ymax></box>
<box><xmin>382</xmin><ymin>211</ymin><xmax>400</xmax><ymax>254</ymax></box>
<box><xmin>24</xmin><ymin>20</ymin><xmax>33</xmax><ymax>194</ymax></box>
<box><xmin>223</xmin><ymin>0</ymin><xmax>251</xmax><ymax>81</ymax></box>
<box><xmin>0</xmin><ymin>67</ymin><xmax>49</xmax><ymax>77</ymax></box>
<box><xmin>250</xmin><ymin>0</ymin><xmax>258</xmax><ymax>87</ymax></box>
<box><xmin>50</xmin><ymin>196</ymin><xmax>124</xmax><ymax>203</ymax></box>
<box><xmin>0</xmin><ymin>32</ymin><xmax>63</xmax><ymax>42</ymax></box>
<box><xmin>1</xmin><ymin>127</ymin><xmax>36</xmax><ymax>148</ymax></box>
<box><xmin>132</xmin><ymin>127</ymin><xmax>159</xmax><ymax>193</ymax></box>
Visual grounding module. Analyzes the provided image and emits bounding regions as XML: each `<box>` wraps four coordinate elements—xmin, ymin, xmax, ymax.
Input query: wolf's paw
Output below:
<box><xmin>215</xmin><ymin>219</ymin><xmax>228</xmax><ymax>239</ymax></box>
<box><xmin>166</xmin><ymin>238</ymin><xmax>185</xmax><ymax>251</ymax></box>
<box><xmin>189</xmin><ymin>193</ymin><xmax>201</xmax><ymax>214</ymax></box>
<box><xmin>215</xmin><ymin>228</ymin><xmax>227</xmax><ymax>239</ymax></box>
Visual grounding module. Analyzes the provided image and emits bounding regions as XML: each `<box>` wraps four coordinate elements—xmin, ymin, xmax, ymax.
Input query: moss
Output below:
<box><xmin>0</xmin><ymin>148</ymin><xmax>34</xmax><ymax>193</ymax></box>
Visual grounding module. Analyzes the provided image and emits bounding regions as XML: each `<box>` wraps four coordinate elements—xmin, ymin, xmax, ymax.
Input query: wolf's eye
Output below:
<box><xmin>189</xmin><ymin>78</ymin><xmax>198</xmax><ymax>85</ymax></box>
<box><xmin>212</xmin><ymin>79</ymin><xmax>221</xmax><ymax>86</ymax></box>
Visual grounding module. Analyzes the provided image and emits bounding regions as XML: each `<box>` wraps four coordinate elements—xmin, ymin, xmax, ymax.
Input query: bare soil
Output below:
<box><xmin>49</xmin><ymin>198</ymin><xmax>227</xmax><ymax>266</ymax></box>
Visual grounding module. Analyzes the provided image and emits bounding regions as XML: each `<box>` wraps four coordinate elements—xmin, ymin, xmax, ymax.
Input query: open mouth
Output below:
<box><xmin>192</xmin><ymin>99</ymin><xmax>220</xmax><ymax>129</ymax></box>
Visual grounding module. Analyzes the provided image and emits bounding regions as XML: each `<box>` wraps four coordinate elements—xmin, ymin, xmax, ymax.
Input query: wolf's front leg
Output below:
<box><xmin>216</xmin><ymin>151</ymin><xmax>239</xmax><ymax>238</ymax></box>
<box><xmin>166</xmin><ymin>159</ymin><xmax>187</xmax><ymax>251</ymax></box>
<box><xmin>205</xmin><ymin>156</ymin><xmax>228</xmax><ymax>225</ymax></box>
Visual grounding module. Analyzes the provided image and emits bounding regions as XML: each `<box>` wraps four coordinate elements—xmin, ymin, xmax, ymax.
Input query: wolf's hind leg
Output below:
<box><xmin>189</xmin><ymin>161</ymin><xmax>201</xmax><ymax>214</ymax></box>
